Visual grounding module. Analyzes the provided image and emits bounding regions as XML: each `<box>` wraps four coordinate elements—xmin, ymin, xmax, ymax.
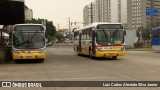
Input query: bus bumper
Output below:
<box><xmin>95</xmin><ymin>50</ymin><xmax>126</xmax><ymax>57</ymax></box>
<box><xmin>13</xmin><ymin>53</ymin><xmax>46</xmax><ymax>60</ymax></box>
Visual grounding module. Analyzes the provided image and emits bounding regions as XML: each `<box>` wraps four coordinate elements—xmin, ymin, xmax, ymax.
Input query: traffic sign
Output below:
<box><xmin>146</xmin><ymin>8</ymin><xmax>158</xmax><ymax>16</ymax></box>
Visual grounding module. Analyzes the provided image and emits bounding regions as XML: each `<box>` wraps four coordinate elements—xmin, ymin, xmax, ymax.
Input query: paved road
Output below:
<box><xmin>0</xmin><ymin>45</ymin><xmax>160</xmax><ymax>90</ymax></box>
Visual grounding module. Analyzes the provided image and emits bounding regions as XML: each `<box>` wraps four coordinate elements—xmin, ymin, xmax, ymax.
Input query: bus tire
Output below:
<box><xmin>14</xmin><ymin>59</ymin><xmax>20</xmax><ymax>63</ymax></box>
<box><xmin>89</xmin><ymin>50</ymin><xmax>94</xmax><ymax>59</ymax></box>
<box><xmin>77</xmin><ymin>47</ymin><xmax>81</xmax><ymax>56</ymax></box>
<box><xmin>112</xmin><ymin>56</ymin><xmax>117</xmax><ymax>60</ymax></box>
<box><xmin>40</xmin><ymin>59</ymin><xmax>44</xmax><ymax>62</ymax></box>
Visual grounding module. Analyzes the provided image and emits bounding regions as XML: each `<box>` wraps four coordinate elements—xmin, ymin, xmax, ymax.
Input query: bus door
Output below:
<box><xmin>79</xmin><ymin>33</ymin><xmax>82</xmax><ymax>53</ymax></box>
<box><xmin>92</xmin><ymin>30</ymin><xmax>96</xmax><ymax>55</ymax></box>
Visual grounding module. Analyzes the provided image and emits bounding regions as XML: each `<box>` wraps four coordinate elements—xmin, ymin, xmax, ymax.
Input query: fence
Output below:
<box><xmin>134</xmin><ymin>41</ymin><xmax>151</xmax><ymax>48</ymax></box>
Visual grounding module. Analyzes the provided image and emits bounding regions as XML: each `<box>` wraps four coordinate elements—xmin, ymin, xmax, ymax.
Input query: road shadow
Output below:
<box><xmin>80</xmin><ymin>55</ymin><xmax>121</xmax><ymax>61</ymax></box>
<box><xmin>14</xmin><ymin>59</ymin><xmax>44</xmax><ymax>64</ymax></box>
<box><xmin>153</xmin><ymin>51</ymin><xmax>160</xmax><ymax>53</ymax></box>
<box><xmin>0</xmin><ymin>59</ymin><xmax>44</xmax><ymax>64</ymax></box>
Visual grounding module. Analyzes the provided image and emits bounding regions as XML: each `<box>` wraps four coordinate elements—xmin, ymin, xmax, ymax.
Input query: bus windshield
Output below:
<box><xmin>13</xmin><ymin>31</ymin><xmax>45</xmax><ymax>49</ymax></box>
<box><xmin>96</xmin><ymin>29</ymin><xmax>124</xmax><ymax>46</ymax></box>
<box><xmin>153</xmin><ymin>30</ymin><xmax>160</xmax><ymax>38</ymax></box>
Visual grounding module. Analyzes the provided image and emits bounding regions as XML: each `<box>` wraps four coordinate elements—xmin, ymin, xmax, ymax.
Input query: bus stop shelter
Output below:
<box><xmin>0</xmin><ymin>0</ymin><xmax>25</xmax><ymax>63</ymax></box>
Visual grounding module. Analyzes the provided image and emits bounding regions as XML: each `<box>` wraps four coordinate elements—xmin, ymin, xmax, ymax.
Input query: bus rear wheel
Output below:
<box><xmin>77</xmin><ymin>47</ymin><xmax>81</xmax><ymax>56</ymax></box>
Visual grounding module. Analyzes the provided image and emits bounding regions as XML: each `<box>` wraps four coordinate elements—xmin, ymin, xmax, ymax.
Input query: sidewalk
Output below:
<box><xmin>126</xmin><ymin>48</ymin><xmax>153</xmax><ymax>51</ymax></box>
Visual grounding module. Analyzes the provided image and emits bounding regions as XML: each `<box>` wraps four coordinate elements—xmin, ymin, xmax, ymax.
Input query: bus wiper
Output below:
<box><xmin>102</xmin><ymin>29</ymin><xmax>109</xmax><ymax>42</ymax></box>
<box><xmin>30</xmin><ymin>31</ymin><xmax>38</xmax><ymax>42</ymax></box>
<box><xmin>20</xmin><ymin>31</ymin><xmax>25</xmax><ymax>41</ymax></box>
<box><xmin>113</xmin><ymin>29</ymin><xmax>118</xmax><ymax>38</ymax></box>
<box><xmin>112</xmin><ymin>29</ymin><xmax>119</xmax><ymax>44</ymax></box>
<box><xmin>18</xmin><ymin>40</ymin><xmax>29</xmax><ymax>46</ymax></box>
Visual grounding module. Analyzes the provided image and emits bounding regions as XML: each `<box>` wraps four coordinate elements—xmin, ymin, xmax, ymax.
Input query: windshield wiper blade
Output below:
<box><xmin>30</xmin><ymin>31</ymin><xmax>38</xmax><ymax>42</ymax></box>
<box><xmin>102</xmin><ymin>29</ymin><xmax>108</xmax><ymax>41</ymax></box>
<box><xmin>18</xmin><ymin>40</ymin><xmax>29</xmax><ymax>46</ymax></box>
<box><xmin>20</xmin><ymin>31</ymin><xmax>25</xmax><ymax>41</ymax></box>
<box><xmin>113</xmin><ymin>29</ymin><xmax>118</xmax><ymax>38</ymax></box>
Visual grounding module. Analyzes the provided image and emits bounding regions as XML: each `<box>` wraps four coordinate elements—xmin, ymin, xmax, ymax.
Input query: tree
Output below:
<box><xmin>54</xmin><ymin>32</ymin><xmax>64</xmax><ymax>42</ymax></box>
<box><xmin>46</xmin><ymin>21</ymin><xmax>56</xmax><ymax>36</ymax></box>
<box><xmin>137</xmin><ymin>26</ymin><xmax>151</xmax><ymax>41</ymax></box>
<box><xmin>142</xmin><ymin>26</ymin><xmax>151</xmax><ymax>40</ymax></box>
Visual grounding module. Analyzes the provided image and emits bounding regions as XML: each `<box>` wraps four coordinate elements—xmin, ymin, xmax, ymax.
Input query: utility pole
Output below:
<box><xmin>68</xmin><ymin>17</ymin><xmax>71</xmax><ymax>33</ymax></box>
<box><xmin>57</xmin><ymin>23</ymin><xmax>60</xmax><ymax>31</ymax></box>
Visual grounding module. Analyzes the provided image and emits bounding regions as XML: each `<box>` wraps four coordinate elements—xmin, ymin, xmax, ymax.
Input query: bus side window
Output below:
<box><xmin>124</xmin><ymin>30</ymin><xmax>126</xmax><ymax>36</ymax></box>
<box><xmin>87</xmin><ymin>28</ymin><xmax>91</xmax><ymax>40</ymax></box>
<box><xmin>153</xmin><ymin>30</ymin><xmax>160</xmax><ymax>38</ymax></box>
<box><xmin>82</xmin><ymin>30</ymin><xmax>85</xmax><ymax>40</ymax></box>
<box><xmin>157</xmin><ymin>31</ymin><xmax>160</xmax><ymax>38</ymax></box>
<box><xmin>74</xmin><ymin>32</ymin><xmax>79</xmax><ymax>40</ymax></box>
<box><xmin>86</xmin><ymin>29</ymin><xmax>88</xmax><ymax>40</ymax></box>
<box><xmin>84</xmin><ymin>30</ymin><xmax>87</xmax><ymax>40</ymax></box>
<box><xmin>89</xmin><ymin>28</ymin><xmax>92</xmax><ymax>40</ymax></box>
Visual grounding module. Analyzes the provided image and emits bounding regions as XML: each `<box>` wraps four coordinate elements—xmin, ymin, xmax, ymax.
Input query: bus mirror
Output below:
<box><xmin>45</xmin><ymin>32</ymin><xmax>47</xmax><ymax>37</ymax></box>
<box><xmin>124</xmin><ymin>31</ymin><xmax>126</xmax><ymax>36</ymax></box>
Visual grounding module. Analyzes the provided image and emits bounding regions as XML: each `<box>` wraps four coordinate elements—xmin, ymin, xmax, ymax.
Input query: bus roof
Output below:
<box><xmin>91</xmin><ymin>22</ymin><xmax>122</xmax><ymax>26</ymax></box>
<box><xmin>14</xmin><ymin>24</ymin><xmax>44</xmax><ymax>26</ymax></box>
<box><xmin>73</xmin><ymin>22</ymin><xmax>122</xmax><ymax>32</ymax></box>
<box><xmin>152</xmin><ymin>26</ymin><xmax>160</xmax><ymax>30</ymax></box>
<box><xmin>13</xmin><ymin>24</ymin><xmax>46</xmax><ymax>31</ymax></box>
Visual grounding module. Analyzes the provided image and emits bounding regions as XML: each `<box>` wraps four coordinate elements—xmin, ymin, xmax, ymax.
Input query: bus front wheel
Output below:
<box><xmin>89</xmin><ymin>50</ymin><xmax>95</xmax><ymax>59</ymax></box>
<box><xmin>40</xmin><ymin>59</ymin><xmax>44</xmax><ymax>62</ymax></box>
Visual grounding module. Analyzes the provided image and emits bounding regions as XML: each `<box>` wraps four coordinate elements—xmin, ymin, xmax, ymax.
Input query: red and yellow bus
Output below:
<box><xmin>73</xmin><ymin>22</ymin><xmax>126</xmax><ymax>59</ymax></box>
<box><xmin>12</xmin><ymin>24</ymin><xmax>46</xmax><ymax>62</ymax></box>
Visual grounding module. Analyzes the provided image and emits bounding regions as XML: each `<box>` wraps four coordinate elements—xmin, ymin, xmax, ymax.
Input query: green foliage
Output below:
<box><xmin>54</xmin><ymin>32</ymin><xmax>64</xmax><ymax>40</ymax></box>
<box><xmin>46</xmin><ymin>21</ymin><xmax>56</xmax><ymax>36</ymax></box>
<box><xmin>25</xmin><ymin>18</ymin><xmax>42</xmax><ymax>24</ymax></box>
<box><xmin>137</xmin><ymin>26</ymin><xmax>151</xmax><ymax>40</ymax></box>
<box><xmin>142</xmin><ymin>26</ymin><xmax>151</xmax><ymax>40</ymax></box>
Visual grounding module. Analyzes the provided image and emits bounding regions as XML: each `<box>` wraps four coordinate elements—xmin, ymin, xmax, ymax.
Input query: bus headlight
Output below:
<box><xmin>118</xmin><ymin>47</ymin><xmax>125</xmax><ymax>52</ymax></box>
<box><xmin>96</xmin><ymin>47</ymin><xmax>104</xmax><ymax>52</ymax></box>
<box><xmin>39</xmin><ymin>48</ymin><xmax>46</xmax><ymax>54</ymax></box>
<box><xmin>12</xmin><ymin>50</ymin><xmax>20</xmax><ymax>54</ymax></box>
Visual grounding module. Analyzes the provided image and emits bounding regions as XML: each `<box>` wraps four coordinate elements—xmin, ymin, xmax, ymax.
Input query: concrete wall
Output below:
<box><xmin>125</xmin><ymin>30</ymin><xmax>138</xmax><ymax>48</ymax></box>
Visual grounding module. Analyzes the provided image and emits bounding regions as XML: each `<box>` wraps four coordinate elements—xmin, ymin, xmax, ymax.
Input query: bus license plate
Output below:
<box><xmin>108</xmin><ymin>53</ymin><xmax>116</xmax><ymax>56</ymax></box>
<box><xmin>26</xmin><ymin>56</ymin><xmax>32</xmax><ymax>59</ymax></box>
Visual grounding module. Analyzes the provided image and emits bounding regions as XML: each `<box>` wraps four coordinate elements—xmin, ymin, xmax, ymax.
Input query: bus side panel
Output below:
<box><xmin>152</xmin><ymin>38</ymin><xmax>160</xmax><ymax>50</ymax></box>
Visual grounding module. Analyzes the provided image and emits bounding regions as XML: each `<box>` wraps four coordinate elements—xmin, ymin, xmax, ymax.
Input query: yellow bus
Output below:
<box><xmin>73</xmin><ymin>22</ymin><xmax>126</xmax><ymax>59</ymax></box>
<box><xmin>12</xmin><ymin>24</ymin><xmax>46</xmax><ymax>62</ymax></box>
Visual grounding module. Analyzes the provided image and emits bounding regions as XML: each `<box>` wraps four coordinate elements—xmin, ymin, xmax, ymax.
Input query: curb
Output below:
<box><xmin>126</xmin><ymin>48</ymin><xmax>153</xmax><ymax>51</ymax></box>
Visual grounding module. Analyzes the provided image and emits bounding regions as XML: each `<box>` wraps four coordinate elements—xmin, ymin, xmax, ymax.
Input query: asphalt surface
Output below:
<box><xmin>0</xmin><ymin>44</ymin><xmax>160</xmax><ymax>90</ymax></box>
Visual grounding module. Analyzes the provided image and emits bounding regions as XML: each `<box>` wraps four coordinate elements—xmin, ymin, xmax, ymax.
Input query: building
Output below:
<box><xmin>127</xmin><ymin>0</ymin><xmax>160</xmax><ymax>30</ymax></box>
<box><xmin>83</xmin><ymin>0</ymin><xmax>128</xmax><ymax>27</ymax></box>
<box><xmin>83</xmin><ymin>4</ymin><xmax>91</xmax><ymax>25</ymax></box>
<box><xmin>92</xmin><ymin>1</ymin><xmax>97</xmax><ymax>23</ymax></box>
<box><xmin>25</xmin><ymin>5</ymin><xmax>33</xmax><ymax>20</ymax></box>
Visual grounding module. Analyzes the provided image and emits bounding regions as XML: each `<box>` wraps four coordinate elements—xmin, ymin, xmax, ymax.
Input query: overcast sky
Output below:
<box><xmin>25</xmin><ymin>0</ymin><xmax>94</xmax><ymax>29</ymax></box>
